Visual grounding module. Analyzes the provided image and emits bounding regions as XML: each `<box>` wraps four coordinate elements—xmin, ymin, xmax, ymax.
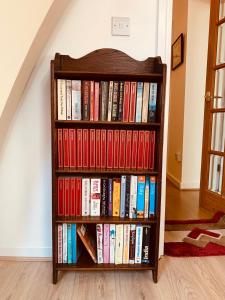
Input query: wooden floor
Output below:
<box><xmin>166</xmin><ymin>181</ymin><xmax>213</xmax><ymax>220</ymax></box>
<box><xmin>1</xmin><ymin>258</ymin><xmax>225</xmax><ymax>299</ymax></box>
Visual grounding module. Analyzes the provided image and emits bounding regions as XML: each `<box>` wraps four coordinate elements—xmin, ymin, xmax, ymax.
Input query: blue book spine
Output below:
<box><xmin>108</xmin><ymin>179</ymin><xmax>113</xmax><ymax>216</ymax></box>
<box><xmin>148</xmin><ymin>83</ymin><xmax>157</xmax><ymax>122</ymax></box>
<box><xmin>120</xmin><ymin>176</ymin><xmax>126</xmax><ymax>218</ymax></box>
<box><xmin>136</xmin><ymin>176</ymin><xmax>145</xmax><ymax>218</ymax></box>
<box><xmin>67</xmin><ymin>224</ymin><xmax>72</xmax><ymax>264</ymax></box>
<box><xmin>71</xmin><ymin>224</ymin><xmax>77</xmax><ymax>263</ymax></box>
<box><xmin>149</xmin><ymin>177</ymin><xmax>156</xmax><ymax>216</ymax></box>
<box><xmin>135</xmin><ymin>82</ymin><xmax>143</xmax><ymax>122</ymax></box>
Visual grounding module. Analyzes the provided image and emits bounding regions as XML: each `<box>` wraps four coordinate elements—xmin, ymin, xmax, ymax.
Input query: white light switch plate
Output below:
<box><xmin>111</xmin><ymin>17</ymin><xmax>130</xmax><ymax>36</ymax></box>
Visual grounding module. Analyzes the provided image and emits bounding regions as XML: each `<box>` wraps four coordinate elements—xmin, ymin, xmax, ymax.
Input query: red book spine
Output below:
<box><xmin>143</xmin><ymin>131</ymin><xmax>150</xmax><ymax>170</ymax></box>
<box><xmin>76</xmin><ymin>177</ymin><xmax>82</xmax><ymax>216</ymax></box>
<box><xmin>83</xmin><ymin>129</ymin><xmax>89</xmax><ymax>169</ymax></box>
<box><xmin>90</xmin><ymin>129</ymin><xmax>96</xmax><ymax>168</ymax></box>
<box><xmin>57</xmin><ymin>177</ymin><xmax>64</xmax><ymax>216</ymax></box>
<box><xmin>137</xmin><ymin>131</ymin><xmax>145</xmax><ymax>170</ymax></box>
<box><xmin>77</xmin><ymin>129</ymin><xmax>83</xmax><ymax>168</ymax></box>
<box><xmin>123</xmin><ymin>81</ymin><xmax>131</xmax><ymax>122</ymax></box>
<box><xmin>96</xmin><ymin>129</ymin><xmax>101</xmax><ymax>168</ymax></box>
<box><xmin>101</xmin><ymin>129</ymin><xmax>107</xmax><ymax>169</ymax></box>
<box><xmin>63</xmin><ymin>129</ymin><xmax>69</xmax><ymax>167</ymax></box>
<box><xmin>57</xmin><ymin>129</ymin><xmax>63</xmax><ymax>168</ymax></box>
<box><xmin>69</xmin><ymin>129</ymin><xmax>76</xmax><ymax>168</ymax></box>
<box><xmin>70</xmin><ymin>177</ymin><xmax>76</xmax><ymax>216</ymax></box>
<box><xmin>90</xmin><ymin>81</ymin><xmax>95</xmax><ymax>121</ymax></box>
<box><xmin>64</xmin><ymin>177</ymin><xmax>70</xmax><ymax>216</ymax></box>
<box><xmin>107</xmin><ymin>130</ymin><xmax>114</xmax><ymax>169</ymax></box>
<box><xmin>131</xmin><ymin>130</ymin><xmax>138</xmax><ymax>169</ymax></box>
<box><xmin>149</xmin><ymin>131</ymin><xmax>156</xmax><ymax>170</ymax></box>
<box><xmin>129</xmin><ymin>82</ymin><xmax>137</xmax><ymax>122</ymax></box>
<box><xmin>125</xmin><ymin>130</ymin><xmax>132</xmax><ymax>169</ymax></box>
<box><xmin>119</xmin><ymin>130</ymin><xmax>126</xmax><ymax>169</ymax></box>
<box><xmin>113</xmin><ymin>130</ymin><xmax>120</xmax><ymax>169</ymax></box>
<box><xmin>94</xmin><ymin>82</ymin><xmax>100</xmax><ymax>121</ymax></box>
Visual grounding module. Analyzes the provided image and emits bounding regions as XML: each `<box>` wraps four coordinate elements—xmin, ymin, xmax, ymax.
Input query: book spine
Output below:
<box><xmin>96</xmin><ymin>224</ymin><xmax>104</xmax><ymax>264</ymax></box>
<box><xmin>120</xmin><ymin>175</ymin><xmax>126</xmax><ymax>218</ymax></box>
<box><xmin>76</xmin><ymin>177</ymin><xmax>82</xmax><ymax>216</ymax></box>
<box><xmin>144</xmin><ymin>177</ymin><xmax>150</xmax><ymax>218</ymax></box>
<box><xmin>143</xmin><ymin>131</ymin><xmax>150</xmax><ymax>170</ymax></box>
<box><xmin>108</xmin><ymin>178</ymin><xmax>113</xmax><ymax>217</ymax></box>
<box><xmin>129</xmin><ymin>82</ymin><xmax>137</xmax><ymax>122</ymax></box>
<box><xmin>69</xmin><ymin>129</ymin><xmax>76</xmax><ymax>168</ymax></box>
<box><xmin>131</xmin><ymin>130</ymin><xmax>138</xmax><ymax>169</ymax></box>
<box><xmin>142</xmin><ymin>225</ymin><xmax>151</xmax><ymax>264</ymax></box>
<box><xmin>90</xmin><ymin>81</ymin><xmax>95</xmax><ymax>121</ymax></box>
<box><xmin>125</xmin><ymin>130</ymin><xmax>132</xmax><ymax>169</ymax></box>
<box><xmin>101</xmin><ymin>129</ymin><xmax>107</xmax><ymax>169</ymax></box>
<box><xmin>90</xmin><ymin>178</ymin><xmax>101</xmax><ymax>216</ymax></box>
<box><xmin>82</xmin><ymin>178</ymin><xmax>90</xmax><ymax>216</ymax></box>
<box><xmin>66</xmin><ymin>80</ymin><xmax>72</xmax><ymax>120</ymax></box>
<box><xmin>94</xmin><ymin>82</ymin><xmax>100</xmax><ymax>121</ymax></box>
<box><xmin>107</xmin><ymin>81</ymin><xmax>114</xmax><ymax>121</ymax></box>
<box><xmin>107</xmin><ymin>129</ymin><xmax>114</xmax><ymax>169</ymax></box>
<box><xmin>142</xmin><ymin>82</ymin><xmax>150</xmax><ymax>123</ymax></box>
<box><xmin>149</xmin><ymin>176</ymin><xmax>156</xmax><ymax>217</ymax></box>
<box><xmin>100</xmin><ymin>81</ymin><xmax>109</xmax><ymax>121</ymax></box>
<box><xmin>135</xmin><ymin>225</ymin><xmax>143</xmax><ymax>264</ymax></box>
<box><xmin>148</xmin><ymin>83</ymin><xmax>157</xmax><ymax>122</ymax></box>
<box><xmin>112</xmin><ymin>178</ymin><xmax>120</xmax><ymax>217</ymax></box>
<box><xmin>101</xmin><ymin>178</ymin><xmax>108</xmax><ymax>216</ymax></box>
<box><xmin>113</xmin><ymin>130</ymin><xmax>120</xmax><ymax>169</ymax></box>
<box><xmin>82</xmin><ymin>80</ymin><xmax>90</xmax><ymax>120</ymax></box>
<box><xmin>67</xmin><ymin>224</ymin><xmax>72</xmax><ymax>264</ymax></box>
<box><xmin>82</xmin><ymin>129</ymin><xmax>89</xmax><ymax>169</ymax></box>
<box><xmin>103</xmin><ymin>224</ymin><xmax>110</xmax><ymax>263</ymax></box>
<box><xmin>129</xmin><ymin>224</ymin><xmax>136</xmax><ymax>264</ymax></box>
<box><xmin>57</xmin><ymin>129</ymin><xmax>63</xmax><ymax>168</ymax></box>
<box><xmin>72</xmin><ymin>80</ymin><xmax>81</xmax><ymax>120</ymax></box>
<box><xmin>149</xmin><ymin>131</ymin><xmax>155</xmax><ymax>170</ymax></box>
<box><xmin>135</xmin><ymin>82</ymin><xmax>143</xmax><ymax>122</ymax></box>
<box><xmin>70</xmin><ymin>178</ymin><xmax>76</xmax><ymax>216</ymax></box>
<box><xmin>109</xmin><ymin>224</ymin><xmax>116</xmax><ymax>264</ymax></box>
<box><xmin>137</xmin><ymin>131</ymin><xmax>145</xmax><ymax>170</ymax></box>
<box><xmin>57</xmin><ymin>177</ymin><xmax>64</xmax><ymax>216</ymax></box>
<box><xmin>125</xmin><ymin>175</ymin><xmax>131</xmax><ymax>218</ymax></box>
<box><xmin>123</xmin><ymin>81</ymin><xmax>131</xmax><ymax>122</ymax></box>
<box><xmin>96</xmin><ymin>129</ymin><xmax>101</xmax><ymax>168</ymax></box>
<box><xmin>112</xmin><ymin>81</ymin><xmax>119</xmax><ymax>121</ymax></box>
<box><xmin>77</xmin><ymin>129</ymin><xmax>83</xmax><ymax>168</ymax></box>
<box><xmin>63</xmin><ymin>223</ymin><xmax>67</xmax><ymax>263</ymax></box>
<box><xmin>89</xmin><ymin>129</ymin><xmax>96</xmax><ymax>169</ymax></box>
<box><xmin>123</xmin><ymin>224</ymin><xmax>130</xmax><ymax>264</ymax></box>
<box><xmin>58</xmin><ymin>224</ymin><xmax>63</xmax><ymax>263</ymax></box>
<box><xmin>71</xmin><ymin>224</ymin><xmax>77</xmax><ymax>263</ymax></box>
<box><xmin>129</xmin><ymin>175</ymin><xmax>137</xmax><ymax>218</ymax></box>
<box><xmin>63</xmin><ymin>129</ymin><xmax>69</xmax><ymax>168</ymax></box>
<box><xmin>118</xmin><ymin>81</ymin><xmax>124</xmax><ymax>121</ymax></box>
<box><xmin>115</xmin><ymin>224</ymin><xmax>124</xmax><ymax>265</ymax></box>
<box><xmin>57</xmin><ymin>79</ymin><xmax>66</xmax><ymax>120</ymax></box>
<box><xmin>119</xmin><ymin>130</ymin><xmax>126</xmax><ymax>169</ymax></box>
<box><xmin>136</xmin><ymin>176</ymin><xmax>146</xmax><ymax>218</ymax></box>
<box><xmin>64</xmin><ymin>178</ymin><xmax>70</xmax><ymax>216</ymax></box>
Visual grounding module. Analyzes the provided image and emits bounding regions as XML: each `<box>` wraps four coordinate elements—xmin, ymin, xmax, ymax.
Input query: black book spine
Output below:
<box><xmin>141</xmin><ymin>225</ymin><xmax>151</xmax><ymax>264</ymax></box>
<box><xmin>129</xmin><ymin>225</ymin><xmax>136</xmax><ymax>262</ymax></box>
<box><xmin>118</xmin><ymin>81</ymin><xmax>124</xmax><ymax>121</ymax></box>
<box><xmin>125</xmin><ymin>175</ymin><xmax>131</xmax><ymax>218</ymax></box>
<box><xmin>112</xmin><ymin>81</ymin><xmax>119</xmax><ymax>121</ymax></box>
<box><xmin>101</xmin><ymin>178</ymin><xmax>108</xmax><ymax>216</ymax></box>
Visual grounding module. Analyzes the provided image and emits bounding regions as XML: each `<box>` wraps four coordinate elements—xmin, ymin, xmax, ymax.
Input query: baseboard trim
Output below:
<box><xmin>167</xmin><ymin>172</ymin><xmax>181</xmax><ymax>189</ymax></box>
<box><xmin>0</xmin><ymin>256</ymin><xmax>52</xmax><ymax>262</ymax></box>
<box><xmin>167</xmin><ymin>173</ymin><xmax>200</xmax><ymax>190</ymax></box>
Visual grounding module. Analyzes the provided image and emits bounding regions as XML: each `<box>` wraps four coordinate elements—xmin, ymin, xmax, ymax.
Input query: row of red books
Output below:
<box><xmin>57</xmin><ymin>128</ymin><xmax>155</xmax><ymax>170</ymax></box>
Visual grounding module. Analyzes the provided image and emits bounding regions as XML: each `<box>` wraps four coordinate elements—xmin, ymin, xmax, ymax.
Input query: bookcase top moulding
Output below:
<box><xmin>52</xmin><ymin>48</ymin><xmax>165</xmax><ymax>79</ymax></box>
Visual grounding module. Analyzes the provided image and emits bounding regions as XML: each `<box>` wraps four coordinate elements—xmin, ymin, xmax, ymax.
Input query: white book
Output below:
<box><xmin>135</xmin><ymin>82</ymin><xmax>143</xmax><ymax>122</ymax></box>
<box><xmin>142</xmin><ymin>82</ymin><xmax>150</xmax><ymax>122</ymax></box>
<box><xmin>62</xmin><ymin>223</ymin><xmax>67</xmax><ymax>263</ymax></box>
<box><xmin>72</xmin><ymin>80</ymin><xmax>81</xmax><ymax>120</ymax></box>
<box><xmin>115</xmin><ymin>224</ymin><xmax>124</xmax><ymax>265</ymax></box>
<box><xmin>135</xmin><ymin>225</ymin><xmax>143</xmax><ymax>264</ymax></box>
<box><xmin>129</xmin><ymin>175</ymin><xmax>138</xmax><ymax>218</ymax></box>
<box><xmin>123</xmin><ymin>224</ymin><xmax>130</xmax><ymax>264</ymax></box>
<box><xmin>144</xmin><ymin>177</ymin><xmax>150</xmax><ymax>218</ymax></box>
<box><xmin>66</xmin><ymin>80</ymin><xmax>72</xmax><ymax>120</ymax></box>
<box><xmin>96</xmin><ymin>224</ymin><xmax>103</xmax><ymax>264</ymax></box>
<box><xmin>109</xmin><ymin>224</ymin><xmax>116</xmax><ymax>264</ymax></box>
<box><xmin>90</xmin><ymin>178</ymin><xmax>101</xmax><ymax>216</ymax></box>
<box><xmin>107</xmin><ymin>81</ymin><xmax>114</xmax><ymax>121</ymax></box>
<box><xmin>58</xmin><ymin>224</ymin><xmax>63</xmax><ymax>263</ymax></box>
<box><xmin>82</xmin><ymin>178</ymin><xmax>90</xmax><ymax>216</ymax></box>
<box><xmin>57</xmin><ymin>79</ymin><xmax>66</xmax><ymax>120</ymax></box>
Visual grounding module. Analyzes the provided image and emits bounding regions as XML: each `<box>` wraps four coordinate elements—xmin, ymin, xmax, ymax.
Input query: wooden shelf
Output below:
<box><xmin>55</xmin><ymin>216</ymin><xmax>156</xmax><ymax>224</ymax></box>
<box><xmin>56</xmin><ymin>169</ymin><xmax>158</xmax><ymax>175</ymax></box>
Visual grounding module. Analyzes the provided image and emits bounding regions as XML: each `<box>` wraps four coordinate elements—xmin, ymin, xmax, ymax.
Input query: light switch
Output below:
<box><xmin>111</xmin><ymin>17</ymin><xmax>130</xmax><ymax>36</ymax></box>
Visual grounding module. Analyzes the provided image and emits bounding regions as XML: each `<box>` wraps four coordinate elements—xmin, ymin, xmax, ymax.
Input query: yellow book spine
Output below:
<box><xmin>113</xmin><ymin>179</ymin><xmax>120</xmax><ymax>216</ymax></box>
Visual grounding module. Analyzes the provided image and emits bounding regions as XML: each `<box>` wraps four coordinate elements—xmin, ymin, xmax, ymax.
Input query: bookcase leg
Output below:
<box><xmin>53</xmin><ymin>269</ymin><xmax>58</xmax><ymax>284</ymax></box>
<box><xmin>152</xmin><ymin>270</ymin><xmax>158</xmax><ymax>283</ymax></box>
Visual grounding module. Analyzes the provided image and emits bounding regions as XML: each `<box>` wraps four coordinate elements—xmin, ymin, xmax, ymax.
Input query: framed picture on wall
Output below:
<box><xmin>171</xmin><ymin>33</ymin><xmax>184</xmax><ymax>70</ymax></box>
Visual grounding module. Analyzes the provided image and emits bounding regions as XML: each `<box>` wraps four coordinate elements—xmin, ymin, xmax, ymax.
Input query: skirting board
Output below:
<box><xmin>0</xmin><ymin>247</ymin><xmax>52</xmax><ymax>258</ymax></box>
<box><xmin>0</xmin><ymin>256</ymin><xmax>52</xmax><ymax>262</ymax></box>
<box><xmin>167</xmin><ymin>172</ymin><xmax>200</xmax><ymax>190</ymax></box>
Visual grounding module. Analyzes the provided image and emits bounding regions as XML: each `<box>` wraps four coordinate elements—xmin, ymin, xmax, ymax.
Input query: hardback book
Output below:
<box><xmin>67</xmin><ymin>224</ymin><xmax>72</xmax><ymax>264</ymax></box>
<box><xmin>137</xmin><ymin>131</ymin><xmax>145</xmax><ymax>170</ymax></box>
<box><xmin>122</xmin><ymin>81</ymin><xmax>131</xmax><ymax>122</ymax></box>
<box><xmin>141</xmin><ymin>82</ymin><xmax>150</xmax><ymax>123</ymax></box>
<box><xmin>118</xmin><ymin>81</ymin><xmax>124</xmax><ymax>121</ymax></box>
<box><xmin>57</xmin><ymin>129</ymin><xmax>63</xmax><ymax>168</ymax></box>
<box><xmin>77</xmin><ymin>224</ymin><xmax>97</xmax><ymax>263</ymax></box>
<box><xmin>125</xmin><ymin>130</ymin><xmax>132</xmax><ymax>169</ymax></box>
<box><xmin>129</xmin><ymin>175</ymin><xmax>137</xmax><ymax>218</ymax></box>
<box><xmin>64</xmin><ymin>178</ymin><xmax>70</xmax><ymax>216</ymax></box>
<box><xmin>69</xmin><ymin>129</ymin><xmax>76</xmax><ymax>168</ymax></box>
<box><xmin>96</xmin><ymin>224</ymin><xmax>104</xmax><ymax>263</ymax></box>
<box><xmin>101</xmin><ymin>129</ymin><xmax>107</xmax><ymax>169</ymax></box>
<box><xmin>115</xmin><ymin>224</ymin><xmax>124</xmax><ymax>265</ymax></box>
<box><xmin>148</xmin><ymin>83</ymin><xmax>157</xmax><ymax>122</ymax></box>
<box><xmin>95</xmin><ymin>129</ymin><xmax>101</xmax><ymax>168</ymax></box>
<box><xmin>77</xmin><ymin>129</ymin><xmax>83</xmax><ymax>168</ymax></box>
<box><xmin>136</xmin><ymin>176</ymin><xmax>146</xmax><ymax>218</ymax></box>
<box><xmin>109</xmin><ymin>224</ymin><xmax>116</xmax><ymax>264</ymax></box>
<box><xmin>112</xmin><ymin>81</ymin><xmax>119</xmax><ymax>121</ymax></box>
<box><xmin>90</xmin><ymin>81</ymin><xmax>95</xmax><ymax>121</ymax></box>
<box><xmin>94</xmin><ymin>82</ymin><xmax>100</xmax><ymax>121</ymax></box>
<box><xmin>82</xmin><ymin>178</ymin><xmax>90</xmax><ymax>216</ymax></box>
<box><xmin>131</xmin><ymin>130</ymin><xmax>138</xmax><ymax>169</ymax></box>
<box><xmin>90</xmin><ymin>178</ymin><xmax>101</xmax><ymax>216</ymax></box>
<box><xmin>112</xmin><ymin>178</ymin><xmax>121</xmax><ymax>217</ymax></box>
<box><xmin>129</xmin><ymin>82</ymin><xmax>137</xmax><ymax>122</ymax></box>
<box><xmin>63</xmin><ymin>223</ymin><xmax>68</xmax><ymax>263</ymax></box>
<box><xmin>113</xmin><ymin>130</ymin><xmax>120</xmax><ymax>168</ymax></box>
<box><xmin>123</xmin><ymin>224</ymin><xmax>130</xmax><ymax>264</ymax></box>
<box><xmin>142</xmin><ymin>225</ymin><xmax>151</xmax><ymax>264</ymax></box>
<box><xmin>119</xmin><ymin>130</ymin><xmax>126</xmax><ymax>169</ymax></box>
<box><xmin>135</xmin><ymin>82</ymin><xmax>143</xmax><ymax>122</ymax></box>
<box><xmin>82</xmin><ymin>80</ymin><xmax>90</xmax><ymax>120</ymax></box>
<box><xmin>82</xmin><ymin>129</ymin><xmax>89</xmax><ymax>169</ymax></box>
<box><xmin>149</xmin><ymin>176</ymin><xmax>156</xmax><ymax>217</ymax></box>
<box><xmin>71</xmin><ymin>224</ymin><xmax>78</xmax><ymax>263</ymax></box>
<box><xmin>149</xmin><ymin>131</ymin><xmax>155</xmax><ymax>169</ymax></box>
<box><xmin>63</xmin><ymin>129</ymin><xmax>69</xmax><ymax>168</ymax></box>
<box><xmin>58</xmin><ymin>224</ymin><xmax>63</xmax><ymax>263</ymax></box>
<box><xmin>70</xmin><ymin>178</ymin><xmax>76</xmax><ymax>216</ymax></box>
<box><xmin>57</xmin><ymin>79</ymin><xmax>66</xmax><ymax>120</ymax></box>
<box><xmin>103</xmin><ymin>224</ymin><xmax>110</xmax><ymax>263</ymax></box>
<box><xmin>120</xmin><ymin>175</ymin><xmax>126</xmax><ymax>218</ymax></box>
<box><xmin>106</xmin><ymin>130</ymin><xmax>114</xmax><ymax>169</ymax></box>
<box><xmin>135</xmin><ymin>225</ymin><xmax>143</xmax><ymax>264</ymax></box>
<box><xmin>57</xmin><ymin>177</ymin><xmax>64</xmax><ymax>216</ymax></box>
<box><xmin>108</xmin><ymin>179</ymin><xmax>113</xmax><ymax>216</ymax></box>
<box><xmin>72</xmin><ymin>80</ymin><xmax>81</xmax><ymax>120</ymax></box>
<box><xmin>75</xmin><ymin>178</ymin><xmax>82</xmax><ymax>216</ymax></box>
<box><xmin>100</xmin><ymin>81</ymin><xmax>109</xmax><ymax>121</ymax></box>
<box><xmin>144</xmin><ymin>177</ymin><xmax>150</xmax><ymax>218</ymax></box>
<box><xmin>125</xmin><ymin>175</ymin><xmax>131</xmax><ymax>218</ymax></box>
<box><xmin>129</xmin><ymin>224</ymin><xmax>136</xmax><ymax>264</ymax></box>
<box><xmin>66</xmin><ymin>80</ymin><xmax>72</xmax><ymax>120</ymax></box>
<box><xmin>101</xmin><ymin>178</ymin><xmax>108</xmax><ymax>216</ymax></box>
<box><xmin>143</xmin><ymin>131</ymin><xmax>150</xmax><ymax>170</ymax></box>
<box><xmin>89</xmin><ymin>129</ymin><xmax>96</xmax><ymax>168</ymax></box>
<box><xmin>107</xmin><ymin>81</ymin><xmax>114</xmax><ymax>121</ymax></box>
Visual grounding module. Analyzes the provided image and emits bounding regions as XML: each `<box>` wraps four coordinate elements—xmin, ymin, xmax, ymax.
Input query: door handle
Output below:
<box><xmin>205</xmin><ymin>91</ymin><xmax>213</xmax><ymax>102</ymax></box>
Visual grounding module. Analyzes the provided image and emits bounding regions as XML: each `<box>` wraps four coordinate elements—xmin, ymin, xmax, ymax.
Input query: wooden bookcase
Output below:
<box><xmin>51</xmin><ymin>49</ymin><xmax>166</xmax><ymax>284</ymax></box>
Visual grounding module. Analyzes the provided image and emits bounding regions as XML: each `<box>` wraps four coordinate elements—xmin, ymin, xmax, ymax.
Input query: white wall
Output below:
<box><xmin>0</xmin><ymin>0</ymin><xmax>172</xmax><ymax>257</ymax></box>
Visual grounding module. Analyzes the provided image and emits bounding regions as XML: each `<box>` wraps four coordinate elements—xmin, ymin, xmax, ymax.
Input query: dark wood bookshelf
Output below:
<box><xmin>51</xmin><ymin>48</ymin><xmax>166</xmax><ymax>285</ymax></box>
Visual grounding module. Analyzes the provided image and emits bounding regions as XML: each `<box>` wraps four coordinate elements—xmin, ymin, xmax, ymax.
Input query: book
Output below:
<box><xmin>82</xmin><ymin>129</ymin><xmax>89</xmax><ymax>168</ymax></box>
<box><xmin>96</xmin><ymin>224</ymin><xmax>104</xmax><ymax>263</ymax></box>
<box><xmin>89</xmin><ymin>129</ymin><xmax>96</xmax><ymax>168</ymax></box>
<box><xmin>58</xmin><ymin>224</ymin><xmax>63</xmax><ymax>263</ymax></box>
<box><xmin>125</xmin><ymin>130</ymin><xmax>132</xmax><ymax>169</ymax></box>
<box><xmin>118</xmin><ymin>81</ymin><xmax>124</xmax><ymax>121</ymax></box>
<box><xmin>57</xmin><ymin>129</ymin><xmax>63</xmax><ymax>168</ymax></box>
<box><xmin>94</xmin><ymin>82</ymin><xmax>100</xmax><ymax>121</ymax></box>
<box><xmin>77</xmin><ymin>224</ymin><xmax>97</xmax><ymax>263</ymax></box>
<box><xmin>144</xmin><ymin>177</ymin><xmax>150</xmax><ymax>218</ymax></box>
<box><xmin>120</xmin><ymin>175</ymin><xmax>126</xmax><ymax>218</ymax></box>
<box><xmin>131</xmin><ymin>130</ymin><xmax>138</xmax><ymax>169</ymax></box>
<box><xmin>149</xmin><ymin>131</ymin><xmax>155</xmax><ymax>169</ymax></box>
<box><xmin>90</xmin><ymin>81</ymin><xmax>95</xmax><ymax>121</ymax></box>
<box><xmin>129</xmin><ymin>175</ymin><xmax>137</xmax><ymax>218</ymax></box>
<box><xmin>96</xmin><ymin>129</ymin><xmax>101</xmax><ymax>168</ymax></box>
<box><xmin>136</xmin><ymin>176</ymin><xmax>146</xmax><ymax>218</ymax></box>
<box><xmin>63</xmin><ymin>129</ymin><xmax>69</xmax><ymax>168</ymax></box>
<box><xmin>115</xmin><ymin>224</ymin><xmax>123</xmax><ymax>264</ymax></box>
<box><xmin>103</xmin><ymin>224</ymin><xmax>110</xmax><ymax>263</ymax></box>
<box><xmin>70</xmin><ymin>178</ymin><xmax>76</xmax><ymax>216</ymax></box>
<box><xmin>101</xmin><ymin>129</ymin><xmax>107</xmax><ymax>169</ymax></box>
<box><xmin>123</xmin><ymin>224</ymin><xmax>130</xmax><ymax>264</ymax></box>
<box><xmin>77</xmin><ymin>129</ymin><xmax>83</xmax><ymax>168</ymax></box>
<box><xmin>72</xmin><ymin>80</ymin><xmax>81</xmax><ymax>120</ymax></box>
<box><xmin>69</xmin><ymin>129</ymin><xmax>76</xmax><ymax>168</ymax></box>
<box><xmin>106</xmin><ymin>130</ymin><xmax>114</xmax><ymax>169</ymax></box>
<box><xmin>122</xmin><ymin>81</ymin><xmax>130</xmax><ymax>122</ymax></box>
<box><xmin>101</xmin><ymin>178</ymin><xmax>108</xmax><ymax>216</ymax></box>
<box><xmin>112</xmin><ymin>81</ymin><xmax>119</xmax><ymax>121</ymax></box>
<box><xmin>57</xmin><ymin>79</ymin><xmax>66</xmax><ymax>120</ymax></box>
<box><xmin>71</xmin><ymin>224</ymin><xmax>78</xmax><ymax>263</ymax></box>
<box><xmin>135</xmin><ymin>225</ymin><xmax>143</xmax><ymax>264</ymax></box>
<box><xmin>107</xmin><ymin>81</ymin><xmax>114</xmax><ymax>121</ymax></box>
<box><xmin>67</xmin><ymin>224</ymin><xmax>72</xmax><ymax>264</ymax></box>
<box><xmin>148</xmin><ymin>83</ymin><xmax>157</xmax><ymax>122</ymax></box>
<box><xmin>75</xmin><ymin>178</ymin><xmax>82</xmax><ymax>216</ymax></box>
<box><xmin>129</xmin><ymin>224</ymin><xmax>136</xmax><ymax>264</ymax></box>
<box><xmin>137</xmin><ymin>131</ymin><xmax>145</xmax><ymax>170</ymax></box>
<box><xmin>143</xmin><ymin>131</ymin><xmax>150</xmax><ymax>170</ymax></box>
<box><xmin>57</xmin><ymin>177</ymin><xmax>64</xmax><ymax>216</ymax></box>
<box><xmin>108</xmin><ymin>179</ymin><xmax>113</xmax><ymax>216</ymax></box>
<box><xmin>142</xmin><ymin>225</ymin><xmax>151</xmax><ymax>264</ymax></box>
<box><xmin>63</xmin><ymin>223</ymin><xmax>67</xmax><ymax>263</ymax></box>
<box><xmin>135</xmin><ymin>82</ymin><xmax>143</xmax><ymax>122</ymax></box>
<box><xmin>100</xmin><ymin>81</ymin><xmax>109</xmax><ymax>121</ymax></box>
<box><xmin>64</xmin><ymin>178</ymin><xmax>70</xmax><ymax>216</ymax></box>
<box><xmin>82</xmin><ymin>178</ymin><xmax>90</xmax><ymax>216</ymax></box>
<box><xmin>142</xmin><ymin>82</ymin><xmax>150</xmax><ymax>123</ymax></box>
<box><xmin>149</xmin><ymin>176</ymin><xmax>156</xmax><ymax>217</ymax></box>
<box><xmin>112</xmin><ymin>178</ymin><xmax>120</xmax><ymax>217</ymax></box>
<box><xmin>125</xmin><ymin>175</ymin><xmax>131</xmax><ymax>218</ymax></box>
<box><xmin>109</xmin><ymin>224</ymin><xmax>116</xmax><ymax>264</ymax></box>
<box><xmin>119</xmin><ymin>130</ymin><xmax>126</xmax><ymax>169</ymax></box>
<box><xmin>129</xmin><ymin>82</ymin><xmax>137</xmax><ymax>122</ymax></box>
<box><xmin>66</xmin><ymin>80</ymin><xmax>72</xmax><ymax>120</ymax></box>
<box><xmin>113</xmin><ymin>130</ymin><xmax>120</xmax><ymax>168</ymax></box>
<box><xmin>82</xmin><ymin>80</ymin><xmax>90</xmax><ymax>120</ymax></box>
<box><xmin>90</xmin><ymin>178</ymin><xmax>101</xmax><ymax>216</ymax></box>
